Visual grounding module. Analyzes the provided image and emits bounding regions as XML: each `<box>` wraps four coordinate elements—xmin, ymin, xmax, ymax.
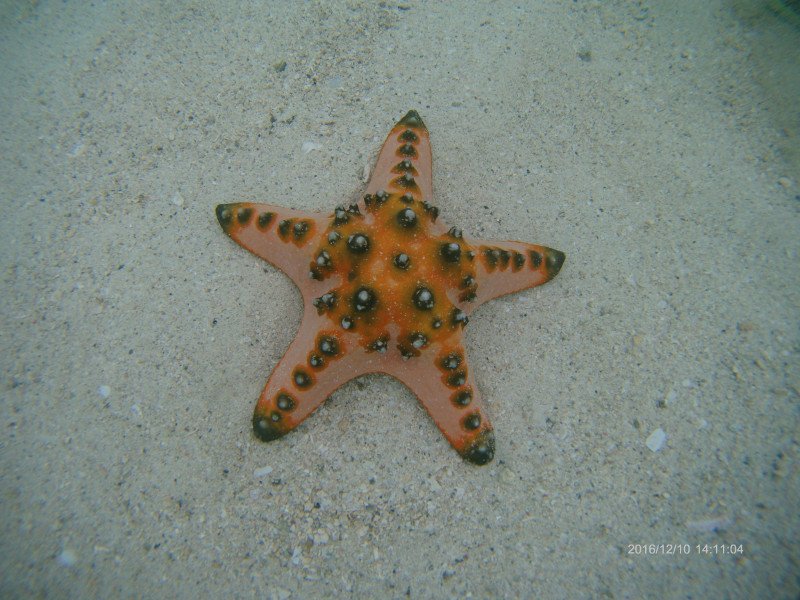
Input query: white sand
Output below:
<box><xmin>1</xmin><ymin>1</ymin><xmax>798</xmax><ymax>597</ymax></box>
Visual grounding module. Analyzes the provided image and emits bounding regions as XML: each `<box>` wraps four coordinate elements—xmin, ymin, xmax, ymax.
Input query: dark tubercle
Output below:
<box><xmin>451</xmin><ymin>308</ymin><xmax>469</xmax><ymax>328</ymax></box>
<box><xmin>293</xmin><ymin>369</ymin><xmax>312</xmax><ymax>389</ymax></box>
<box><xmin>440</xmin><ymin>242</ymin><xmax>461</xmax><ymax>263</ymax></box>
<box><xmin>441</xmin><ymin>352</ymin><xmax>462</xmax><ymax>370</ymax></box>
<box><xmin>400</xmin><ymin>143</ymin><xmax>417</xmax><ymax>157</ymax></box>
<box><xmin>257</xmin><ymin>211</ymin><xmax>274</xmax><ymax>229</ymax></box>
<box><xmin>237</xmin><ymin>207</ymin><xmax>252</xmax><ymax>224</ymax></box>
<box><xmin>463</xmin><ymin>413</ymin><xmax>481</xmax><ymax>431</ymax></box>
<box><xmin>276</xmin><ymin>393</ymin><xmax>296</xmax><ymax>411</ymax></box>
<box><xmin>318</xmin><ymin>335</ymin><xmax>339</xmax><ymax>356</ymax></box>
<box><xmin>529</xmin><ymin>250</ymin><xmax>543</xmax><ymax>268</ymax></box>
<box><xmin>453</xmin><ymin>389</ymin><xmax>472</xmax><ymax>407</ymax></box>
<box><xmin>462</xmin><ymin>430</ymin><xmax>495</xmax><ymax>465</ymax></box>
<box><xmin>347</xmin><ymin>233</ymin><xmax>370</xmax><ymax>254</ymax></box>
<box><xmin>216</xmin><ymin>204</ymin><xmax>234</xmax><ymax>232</ymax></box>
<box><xmin>545</xmin><ymin>249</ymin><xmax>566</xmax><ymax>277</ymax></box>
<box><xmin>253</xmin><ymin>414</ymin><xmax>284</xmax><ymax>442</ymax></box>
<box><xmin>412</xmin><ymin>287</ymin><xmax>435</xmax><ymax>310</ymax></box>
<box><xmin>353</xmin><ymin>286</ymin><xmax>378</xmax><ymax>313</ymax></box>
<box><xmin>393</xmin><ymin>253</ymin><xmax>411</xmax><ymax>270</ymax></box>
<box><xmin>398</xmin><ymin>110</ymin><xmax>426</xmax><ymax>129</ymax></box>
<box><xmin>292</xmin><ymin>221</ymin><xmax>309</xmax><ymax>240</ymax></box>
<box><xmin>396</xmin><ymin>208</ymin><xmax>417</xmax><ymax>228</ymax></box>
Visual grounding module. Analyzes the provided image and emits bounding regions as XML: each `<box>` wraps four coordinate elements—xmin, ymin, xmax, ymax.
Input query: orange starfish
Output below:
<box><xmin>215</xmin><ymin>110</ymin><xmax>564</xmax><ymax>464</ymax></box>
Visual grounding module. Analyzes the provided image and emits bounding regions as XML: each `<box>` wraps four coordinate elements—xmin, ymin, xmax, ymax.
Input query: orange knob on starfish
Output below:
<box><xmin>216</xmin><ymin>110</ymin><xmax>564</xmax><ymax>465</ymax></box>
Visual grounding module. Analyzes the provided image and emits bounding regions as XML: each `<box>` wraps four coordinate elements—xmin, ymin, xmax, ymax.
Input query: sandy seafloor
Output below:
<box><xmin>1</xmin><ymin>0</ymin><xmax>798</xmax><ymax>598</ymax></box>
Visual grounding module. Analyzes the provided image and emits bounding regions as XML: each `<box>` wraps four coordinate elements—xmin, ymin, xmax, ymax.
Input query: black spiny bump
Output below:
<box><xmin>216</xmin><ymin>205</ymin><xmax>233</xmax><ymax>228</ymax></box>
<box><xmin>293</xmin><ymin>221</ymin><xmax>309</xmax><ymax>239</ymax></box>
<box><xmin>236</xmin><ymin>207</ymin><xmax>252</xmax><ymax>224</ymax></box>
<box><xmin>353</xmin><ymin>287</ymin><xmax>377</xmax><ymax>313</ymax></box>
<box><xmin>440</xmin><ymin>242</ymin><xmax>462</xmax><ymax>263</ymax></box>
<box><xmin>398</xmin><ymin>344</ymin><xmax>415</xmax><ymax>359</ymax></box>
<box><xmin>463</xmin><ymin>430</ymin><xmax>495</xmax><ymax>465</ymax></box>
<box><xmin>347</xmin><ymin>233</ymin><xmax>370</xmax><ymax>254</ymax></box>
<box><xmin>513</xmin><ymin>252</ymin><xmax>525</xmax><ymax>269</ymax></box>
<box><xmin>432</xmin><ymin>317</ymin><xmax>442</xmax><ymax>329</ymax></box>
<box><xmin>394</xmin><ymin>253</ymin><xmax>411</xmax><ymax>270</ymax></box>
<box><xmin>400</xmin><ymin>143</ymin><xmax>416</xmax><ymax>157</ymax></box>
<box><xmin>312</xmin><ymin>292</ymin><xmax>337</xmax><ymax>313</ymax></box>
<box><xmin>451</xmin><ymin>308</ymin><xmax>469</xmax><ymax>328</ymax></box>
<box><xmin>453</xmin><ymin>389</ymin><xmax>472</xmax><ymax>407</ymax></box>
<box><xmin>399</xmin><ymin>110</ymin><xmax>424</xmax><ymax>128</ymax></box>
<box><xmin>341</xmin><ymin>316</ymin><xmax>355</xmax><ymax>330</ymax></box>
<box><xmin>278</xmin><ymin>219</ymin><xmax>290</xmax><ymax>237</ymax></box>
<box><xmin>397</xmin><ymin>172</ymin><xmax>416</xmax><ymax>188</ymax></box>
<box><xmin>316</xmin><ymin>250</ymin><xmax>332</xmax><ymax>268</ymax></box>
<box><xmin>327</xmin><ymin>231</ymin><xmax>341</xmax><ymax>245</ymax></box>
<box><xmin>400</xmin><ymin>129</ymin><xmax>418</xmax><ymax>142</ymax></box>
<box><xmin>257</xmin><ymin>211</ymin><xmax>274</xmax><ymax>229</ymax></box>
<box><xmin>334</xmin><ymin>205</ymin><xmax>349</xmax><ymax>225</ymax></box>
<box><xmin>369</xmin><ymin>335</ymin><xmax>389</xmax><ymax>353</ymax></box>
<box><xmin>375</xmin><ymin>190</ymin><xmax>389</xmax><ymax>204</ymax></box>
<box><xmin>529</xmin><ymin>250</ymin><xmax>543</xmax><ymax>268</ymax></box>
<box><xmin>546</xmin><ymin>249</ymin><xmax>566</xmax><ymax>276</ymax></box>
<box><xmin>485</xmin><ymin>248</ymin><xmax>500</xmax><ymax>266</ymax></box>
<box><xmin>412</xmin><ymin>287</ymin><xmax>435</xmax><ymax>310</ymax></box>
<box><xmin>276</xmin><ymin>393</ymin><xmax>296</xmax><ymax>411</ymax></box>
<box><xmin>253</xmin><ymin>415</ymin><xmax>284</xmax><ymax>442</ymax></box>
<box><xmin>464</xmin><ymin>413</ymin><xmax>481</xmax><ymax>431</ymax></box>
<box><xmin>409</xmin><ymin>332</ymin><xmax>428</xmax><ymax>349</ymax></box>
<box><xmin>293</xmin><ymin>369</ymin><xmax>312</xmax><ymax>388</ymax></box>
<box><xmin>318</xmin><ymin>335</ymin><xmax>339</xmax><ymax>356</ymax></box>
<box><xmin>441</xmin><ymin>353</ymin><xmax>462</xmax><ymax>370</ymax></box>
<box><xmin>400</xmin><ymin>193</ymin><xmax>414</xmax><ymax>204</ymax></box>
<box><xmin>422</xmin><ymin>201</ymin><xmax>439</xmax><ymax>222</ymax></box>
<box><xmin>447</xmin><ymin>371</ymin><xmax>467</xmax><ymax>387</ymax></box>
<box><xmin>448</xmin><ymin>226</ymin><xmax>463</xmax><ymax>239</ymax></box>
<box><xmin>396</xmin><ymin>208</ymin><xmax>417</xmax><ymax>228</ymax></box>
<box><xmin>308</xmin><ymin>354</ymin><xmax>324</xmax><ymax>368</ymax></box>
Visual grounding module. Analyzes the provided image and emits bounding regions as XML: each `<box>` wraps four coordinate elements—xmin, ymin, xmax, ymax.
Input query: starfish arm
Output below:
<box><xmin>362</xmin><ymin>110</ymin><xmax>433</xmax><ymax>206</ymax></box>
<box><xmin>216</xmin><ymin>202</ymin><xmax>328</xmax><ymax>289</ymax></box>
<box><xmin>387</xmin><ymin>343</ymin><xmax>495</xmax><ymax>465</ymax></box>
<box><xmin>251</xmin><ymin>314</ymin><xmax>371</xmax><ymax>442</ymax></box>
<box><xmin>466</xmin><ymin>238</ymin><xmax>565</xmax><ymax>309</ymax></box>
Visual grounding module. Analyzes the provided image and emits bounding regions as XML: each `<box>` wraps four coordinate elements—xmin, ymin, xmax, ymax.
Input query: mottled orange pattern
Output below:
<box><xmin>216</xmin><ymin>111</ymin><xmax>564</xmax><ymax>464</ymax></box>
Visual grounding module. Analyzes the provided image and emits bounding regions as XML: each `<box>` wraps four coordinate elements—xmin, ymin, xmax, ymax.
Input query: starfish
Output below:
<box><xmin>215</xmin><ymin>110</ymin><xmax>564</xmax><ymax>465</ymax></box>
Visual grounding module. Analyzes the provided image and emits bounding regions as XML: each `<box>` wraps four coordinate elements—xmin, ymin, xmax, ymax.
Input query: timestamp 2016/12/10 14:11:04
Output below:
<box><xmin>627</xmin><ymin>544</ymin><xmax>744</xmax><ymax>556</ymax></box>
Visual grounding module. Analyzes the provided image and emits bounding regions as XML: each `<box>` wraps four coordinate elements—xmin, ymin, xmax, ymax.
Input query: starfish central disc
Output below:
<box><xmin>309</xmin><ymin>194</ymin><xmax>474</xmax><ymax>357</ymax></box>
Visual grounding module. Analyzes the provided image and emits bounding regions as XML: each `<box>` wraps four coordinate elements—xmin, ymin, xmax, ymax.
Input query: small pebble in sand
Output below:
<box><xmin>98</xmin><ymin>385</ymin><xmax>111</xmax><ymax>399</ymax></box>
<box><xmin>301</xmin><ymin>141</ymin><xmax>321</xmax><ymax>154</ymax></box>
<box><xmin>171</xmin><ymin>192</ymin><xmax>184</xmax><ymax>207</ymax></box>
<box><xmin>777</xmin><ymin>176</ymin><xmax>793</xmax><ymax>189</ymax></box>
<box><xmin>56</xmin><ymin>548</ymin><xmax>77</xmax><ymax>567</ymax></box>
<box><xmin>646</xmin><ymin>428</ymin><xmax>667</xmax><ymax>452</ymax></box>
<box><xmin>253</xmin><ymin>466</ymin><xmax>273</xmax><ymax>479</ymax></box>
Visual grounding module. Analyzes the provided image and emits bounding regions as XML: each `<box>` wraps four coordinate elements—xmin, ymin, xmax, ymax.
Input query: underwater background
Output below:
<box><xmin>1</xmin><ymin>1</ymin><xmax>798</xmax><ymax>597</ymax></box>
